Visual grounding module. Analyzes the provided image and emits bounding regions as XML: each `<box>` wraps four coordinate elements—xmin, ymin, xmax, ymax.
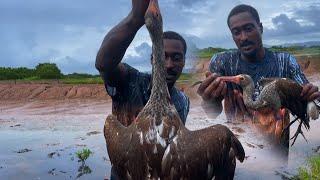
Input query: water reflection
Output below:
<box><xmin>77</xmin><ymin>164</ymin><xmax>92</xmax><ymax>178</ymax></box>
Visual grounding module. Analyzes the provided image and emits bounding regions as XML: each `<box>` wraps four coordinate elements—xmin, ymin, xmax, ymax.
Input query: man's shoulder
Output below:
<box><xmin>122</xmin><ymin>63</ymin><xmax>151</xmax><ymax>81</ymax></box>
<box><xmin>212</xmin><ymin>49</ymin><xmax>239</xmax><ymax>59</ymax></box>
<box><xmin>209</xmin><ymin>49</ymin><xmax>239</xmax><ymax>71</ymax></box>
<box><xmin>105</xmin><ymin>63</ymin><xmax>151</xmax><ymax>97</ymax></box>
<box><xmin>171</xmin><ymin>87</ymin><xmax>189</xmax><ymax>106</ymax></box>
<box><xmin>265</xmin><ymin>49</ymin><xmax>295</xmax><ymax>60</ymax></box>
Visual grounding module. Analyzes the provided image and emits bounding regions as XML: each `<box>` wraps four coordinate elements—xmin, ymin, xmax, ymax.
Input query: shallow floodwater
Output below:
<box><xmin>0</xmin><ymin>100</ymin><xmax>112</xmax><ymax>179</ymax></box>
<box><xmin>0</xmin><ymin>97</ymin><xmax>319</xmax><ymax>179</ymax></box>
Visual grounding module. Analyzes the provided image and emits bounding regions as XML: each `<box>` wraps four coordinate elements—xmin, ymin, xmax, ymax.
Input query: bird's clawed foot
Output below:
<box><xmin>282</xmin><ymin>116</ymin><xmax>307</xmax><ymax>146</ymax></box>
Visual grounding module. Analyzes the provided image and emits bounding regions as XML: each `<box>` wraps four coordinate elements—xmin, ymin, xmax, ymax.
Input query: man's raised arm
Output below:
<box><xmin>96</xmin><ymin>0</ymin><xmax>150</xmax><ymax>87</ymax></box>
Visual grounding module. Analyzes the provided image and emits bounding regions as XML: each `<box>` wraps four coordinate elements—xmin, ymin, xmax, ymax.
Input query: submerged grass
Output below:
<box><xmin>292</xmin><ymin>155</ymin><xmax>320</xmax><ymax>180</ymax></box>
<box><xmin>76</xmin><ymin>148</ymin><xmax>93</xmax><ymax>163</ymax></box>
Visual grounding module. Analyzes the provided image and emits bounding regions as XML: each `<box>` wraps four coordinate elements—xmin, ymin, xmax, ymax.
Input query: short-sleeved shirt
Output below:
<box><xmin>209</xmin><ymin>48</ymin><xmax>308</xmax><ymax>120</ymax></box>
<box><xmin>104</xmin><ymin>63</ymin><xmax>190</xmax><ymax>126</ymax></box>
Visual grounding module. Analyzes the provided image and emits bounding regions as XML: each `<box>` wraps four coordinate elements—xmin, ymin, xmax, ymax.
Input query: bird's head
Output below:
<box><xmin>219</xmin><ymin>74</ymin><xmax>253</xmax><ymax>87</ymax></box>
<box><xmin>145</xmin><ymin>0</ymin><xmax>163</xmax><ymax>37</ymax></box>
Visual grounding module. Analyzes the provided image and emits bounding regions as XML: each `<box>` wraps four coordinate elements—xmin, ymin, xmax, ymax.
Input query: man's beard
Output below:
<box><xmin>240</xmin><ymin>40</ymin><xmax>259</xmax><ymax>59</ymax></box>
<box><xmin>242</xmin><ymin>48</ymin><xmax>258</xmax><ymax>58</ymax></box>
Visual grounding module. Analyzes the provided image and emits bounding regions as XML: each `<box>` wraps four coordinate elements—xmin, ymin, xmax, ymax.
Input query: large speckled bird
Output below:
<box><xmin>220</xmin><ymin>74</ymin><xmax>320</xmax><ymax>146</ymax></box>
<box><xmin>104</xmin><ymin>0</ymin><xmax>245</xmax><ymax>179</ymax></box>
<box><xmin>104</xmin><ymin>0</ymin><xmax>182</xmax><ymax>179</ymax></box>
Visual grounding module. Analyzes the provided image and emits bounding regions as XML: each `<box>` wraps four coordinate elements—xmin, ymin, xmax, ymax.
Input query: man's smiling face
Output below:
<box><xmin>163</xmin><ymin>39</ymin><xmax>185</xmax><ymax>88</ymax></box>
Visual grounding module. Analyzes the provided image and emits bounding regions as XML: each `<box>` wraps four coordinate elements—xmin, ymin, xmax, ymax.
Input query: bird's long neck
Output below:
<box><xmin>242</xmin><ymin>80</ymin><xmax>260</xmax><ymax>109</ymax></box>
<box><xmin>149</xmin><ymin>31</ymin><xmax>170</xmax><ymax>106</ymax></box>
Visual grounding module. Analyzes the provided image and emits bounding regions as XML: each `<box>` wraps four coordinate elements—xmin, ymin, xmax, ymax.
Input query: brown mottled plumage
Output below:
<box><xmin>104</xmin><ymin>1</ymin><xmax>245</xmax><ymax>179</ymax></box>
<box><xmin>220</xmin><ymin>74</ymin><xmax>319</xmax><ymax>146</ymax></box>
<box><xmin>162</xmin><ymin>124</ymin><xmax>245</xmax><ymax>180</ymax></box>
<box><xmin>104</xmin><ymin>0</ymin><xmax>181</xmax><ymax>179</ymax></box>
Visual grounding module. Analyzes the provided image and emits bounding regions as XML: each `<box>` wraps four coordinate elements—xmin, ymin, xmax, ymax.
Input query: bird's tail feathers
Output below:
<box><xmin>307</xmin><ymin>101</ymin><xmax>320</xmax><ymax>120</ymax></box>
<box><xmin>231</xmin><ymin>135</ymin><xmax>245</xmax><ymax>162</ymax></box>
<box><xmin>314</xmin><ymin>99</ymin><xmax>320</xmax><ymax>109</ymax></box>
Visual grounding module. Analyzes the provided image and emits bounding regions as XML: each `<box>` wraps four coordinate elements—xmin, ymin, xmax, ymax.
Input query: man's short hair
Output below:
<box><xmin>163</xmin><ymin>31</ymin><xmax>187</xmax><ymax>55</ymax></box>
<box><xmin>227</xmin><ymin>4</ymin><xmax>260</xmax><ymax>27</ymax></box>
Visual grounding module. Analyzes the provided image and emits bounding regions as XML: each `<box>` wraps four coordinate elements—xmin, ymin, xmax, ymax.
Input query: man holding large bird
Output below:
<box><xmin>197</xmin><ymin>4</ymin><xmax>320</xmax><ymax>149</ymax></box>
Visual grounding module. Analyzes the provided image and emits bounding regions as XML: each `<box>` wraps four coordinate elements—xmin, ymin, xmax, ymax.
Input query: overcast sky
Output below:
<box><xmin>1</xmin><ymin>0</ymin><xmax>319</xmax><ymax>74</ymax></box>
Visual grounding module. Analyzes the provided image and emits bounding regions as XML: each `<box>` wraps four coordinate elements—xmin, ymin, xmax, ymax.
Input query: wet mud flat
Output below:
<box><xmin>0</xmin><ymin>100</ymin><xmax>112</xmax><ymax>179</ymax></box>
<box><xmin>0</xmin><ymin>97</ymin><xmax>320</xmax><ymax>179</ymax></box>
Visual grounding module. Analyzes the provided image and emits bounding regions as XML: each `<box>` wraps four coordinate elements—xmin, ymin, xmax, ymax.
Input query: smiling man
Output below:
<box><xmin>95</xmin><ymin>0</ymin><xmax>189</xmax><ymax>128</ymax></box>
<box><xmin>197</xmin><ymin>4</ymin><xmax>320</xmax><ymax>150</ymax></box>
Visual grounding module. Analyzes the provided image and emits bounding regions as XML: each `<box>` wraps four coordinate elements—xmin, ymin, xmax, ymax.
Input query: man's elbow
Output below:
<box><xmin>95</xmin><ymin>50</ymin><xmax>104</xmax><ymax>72</ymax></box>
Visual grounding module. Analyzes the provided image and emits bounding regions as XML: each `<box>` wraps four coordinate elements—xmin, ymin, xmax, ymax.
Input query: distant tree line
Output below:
<box><xmin>270</xmin><ymin>45</ymin><xmax>319</xmax><ymax>52</ymax></box>
<box><xmin>0</xmin><ymin>63</ymin><xmax>62</xmax><ymax>80</ymax></box>
<box><xmin>0</xmin><ymin>63</ymin><xmax>101</xmax><ymax>81</ymax></box>
<box><xmin>269</xmin><ymin>46</ymin><xmax>305</xmax><ymax>53</ymax></box>
<box><xmin>0</xmin><ymin>67</ymin><xmax>34</xmax><ymax>80</ymax></box>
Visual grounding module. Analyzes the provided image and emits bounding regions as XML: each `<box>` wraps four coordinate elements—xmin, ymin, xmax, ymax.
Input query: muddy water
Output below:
<box><xmin>0</xmin><ymin>93</ymin><xmax>320</xmax><ymax>179</ymax></box>
<box><xmin>0</xmin><ymin>100</ymin><xmax>112</xmax><ymax>179</ymax></box>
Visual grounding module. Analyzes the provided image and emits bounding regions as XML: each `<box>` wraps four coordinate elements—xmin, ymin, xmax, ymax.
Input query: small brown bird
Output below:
<box><xmin>220</xmin><ymin>74</ymin><xmax>319</xmax><ymax>145</ymax></box>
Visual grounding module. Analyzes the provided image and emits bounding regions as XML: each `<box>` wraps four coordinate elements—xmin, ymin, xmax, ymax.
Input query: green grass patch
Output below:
<box><xmin>292</xmin><ymin>155</ymin><xmax>320</xmax><ymax>180</ymax></box>
<box><xmin>269</xmin><ymin>46</ymin><xmax>320</xmax><ymax>56</ymax></box>
<box><xmin>76</xmin><ymin>148</ymin><xmax>93</xmax><ymax>163</ymax></box>
<box><xmin>197</xmin><ymin>47</ymin><xmax>227</xmax><ymax>58</ymax></box>
<box><xmin>178</xmin><ymin>73</ymin><xmax>193</xmax><ymax>81</ymax></box>
<box><xmin>61</xmin><ymin>77</ymin><xmax>104</xmax><ymax>84</ymax></box>
<box><xmin>22</xmin><ymin>76</ymin><xmax>41</xmax><ymax>81</ymax></box>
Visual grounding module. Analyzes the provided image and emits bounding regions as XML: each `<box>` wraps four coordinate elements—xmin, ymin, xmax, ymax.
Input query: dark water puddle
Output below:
<box><xmin>86</xmin><ymin>131</ymin><xmax>101</xmax><ymax>136</ymax></box>
<box><xmin>15</xmin><ymin>148</ymin><xmax>32</xmax><ymax>153</ymax></box>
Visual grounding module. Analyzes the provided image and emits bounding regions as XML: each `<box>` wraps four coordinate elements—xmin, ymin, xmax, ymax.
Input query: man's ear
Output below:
<box><xmin>259</xmin><ymin>22</ymin><xmax>263</xmax><ymax>34</ymax></box>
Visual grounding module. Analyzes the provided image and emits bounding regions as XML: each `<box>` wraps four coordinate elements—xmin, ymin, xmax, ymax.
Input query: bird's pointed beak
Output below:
<box><xmin>219</xmin><ymin>75</ymin><xmax>242</xmax><ymax>84</ymax></box>
<box><xmin>146</xmin><ymin>0</ymin><xmax>160</xmax><ymax>16</ymax></box>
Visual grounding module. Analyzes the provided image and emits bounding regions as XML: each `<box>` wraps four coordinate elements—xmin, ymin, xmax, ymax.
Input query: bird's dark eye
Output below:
<box><xmin>240</xmin><ymin>76</ymin><xmax>245</xmax><ymax>80</ymax></box>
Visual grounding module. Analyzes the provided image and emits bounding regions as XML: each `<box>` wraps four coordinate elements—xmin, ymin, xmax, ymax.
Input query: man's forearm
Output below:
<box><xmin>96</xmin><ymin>12</ymin><xmax>143</xmax><ymax>73</ymax></box>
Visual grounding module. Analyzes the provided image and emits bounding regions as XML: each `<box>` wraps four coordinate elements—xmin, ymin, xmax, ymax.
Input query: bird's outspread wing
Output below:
<box><xmin>104</xmin><ymin>115</ymin><xmax>149</xmax><ymax>179</ymax></box>
<box><xmin>161</xmin><ymin>125</ymin><xmax>244</xmax><ymax>179</ymax></box>
<box><xmin>258</xmin><ymin>78</ymin><xmax>278</xmax><ymax>88</ymax></box>
<box><xmin>275</xmin><ymin>79</ymin><xmax>310</xmax><ymax>145</ymax></box>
